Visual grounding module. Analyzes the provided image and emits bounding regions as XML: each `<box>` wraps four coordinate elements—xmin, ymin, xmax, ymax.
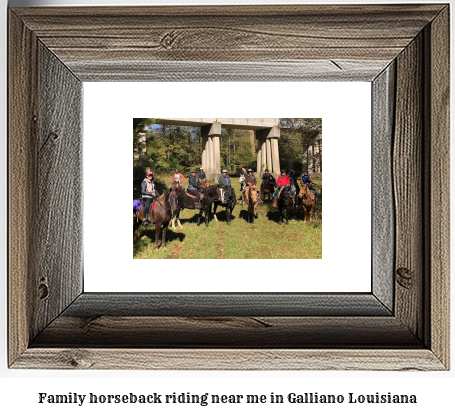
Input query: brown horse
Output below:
<box><xmin>150</xmin><ymin>189</ymin><xmax>173</xmax><ymax>250</ymax></box>
<box><xmin>262</xmin><ymin>177</ymin><xmax>276</xmax><ymax>202</ymax></box>
<box><xmin>199</xmin><ymin>179</ymin><xmax>210</xmax><ymax>188</ymax></box>
<box><xmin>298</xmin><ymin>182</ymin><xmax>316</xmax><ymax>222</ymax></box>
<box><xmin>245</xmin><ymin>185</ymin><xmax>259</xmax><ymax>224</ymax></box>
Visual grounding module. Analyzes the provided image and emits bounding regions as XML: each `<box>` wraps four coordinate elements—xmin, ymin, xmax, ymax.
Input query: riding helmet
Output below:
<box><xmin>281</xmin><ymin>169</ymin><xmax>286</xmax><ymax>173</ymax></box>
<box><xmin>189</xmin><ymin>169</ymin><xmax>196</xmax><ymax>173</ymax></box>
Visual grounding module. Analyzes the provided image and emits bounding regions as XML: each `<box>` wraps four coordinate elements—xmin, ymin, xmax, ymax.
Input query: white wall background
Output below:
<box><xmin>1</xmin><ymin>2</ymin><xmax>454</xmax><ymax>415</ymax></box>
<box><xmin>84</xmin><ymin>82</ymin><xmax>371</xmax><ymax>293</ymax></box>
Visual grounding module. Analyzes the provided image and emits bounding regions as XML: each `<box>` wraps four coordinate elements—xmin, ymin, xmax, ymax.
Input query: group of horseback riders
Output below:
<box><xmin>136</xmin><ymin>166</ymin><xmax>315</xmax><ymax>224</ymax></box>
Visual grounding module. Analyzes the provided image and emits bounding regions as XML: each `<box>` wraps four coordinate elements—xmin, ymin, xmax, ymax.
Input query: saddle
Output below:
<box><xmin>186</xmin><ymin>192</ymin><xmax>196</xmax><ymax>199</ymax></box>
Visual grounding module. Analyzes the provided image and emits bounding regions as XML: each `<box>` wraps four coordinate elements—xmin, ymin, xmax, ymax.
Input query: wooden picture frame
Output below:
<box><xmin>8</xmin><ymin>4</ymin><xmax>449</xmax><ymax>370</ymax></box>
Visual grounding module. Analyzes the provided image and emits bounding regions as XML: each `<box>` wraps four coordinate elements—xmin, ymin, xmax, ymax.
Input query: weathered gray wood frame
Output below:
<box><xmin>8</xmin><ymin>5</ymin><xmax>449</xmax><ymax>370</ymax></box>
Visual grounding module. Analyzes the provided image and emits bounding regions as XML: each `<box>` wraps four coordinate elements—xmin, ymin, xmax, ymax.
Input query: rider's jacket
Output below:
<box><xmin>277</xmin><ymin>175</ymin><xmax>290</xmax><ymax>187</ymax></box>
<box><xmin>188</xmin><ymin>175</ymin><xmax>201</xmax><ymax>190</ymax></box>
<box><xmin>302</xmin><ymin>174</ymin><xmax>313</xmax><ymax>190</ymax></box>
<box><xmin>218</xmin><ymin>175</ymin><xmax>231</xmax><ymax>188</ymax></box>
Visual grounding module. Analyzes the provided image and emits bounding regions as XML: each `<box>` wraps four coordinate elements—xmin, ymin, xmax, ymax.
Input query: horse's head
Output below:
<box><xmin>169</xmin><ymin>189</ymin><xmax>179</xmax><ymax>212</ymax></box>
<box><xmin>174</xmin><ymin>182</ymin><xmax>183</xmax><ymax>192</ymax></box>
<box><xmin>248</xmin><ymin>185</ymin><xmax>258</xmax><ymax>203</ymax></box>
<box><xmin>298</xmin><ymin>183</ymin><xmax>310</xmax><ymax>199</ymax></box>
<box><xmin>200</xmin><ymin>179</ymin><xmax>210</xmax><ymax>189</ymax></box>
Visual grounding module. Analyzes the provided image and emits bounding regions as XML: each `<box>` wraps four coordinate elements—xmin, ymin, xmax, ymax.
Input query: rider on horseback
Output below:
<box><xmin>172</xmin><ymin>168</ymin><xmax>185</xmax><ymax>191</ymax></box>
<box><xmin>141</xmin><ymin>171</ymin><xmax>160</xmax><ymax>224</ymax></box>
<box><xmin>273</xmin><ymin>169</ymin><xmax>290</xmax><ymax>207</ymax></box>
<box><xmin>198</xmin><ymin>167</ymin><xmax>206</xmax><ymax>183</ymax></box>
<box><xmin>241</xmin><ymin>169</ymin><xmax>262</xmax><ymax>205</ymax></box>
<box><xmin>218</xmin><ymin>169</ymin><xmax>231</xmax><ymax>204</ymax></box>
<box><xmin>301</xmin><ymin>169</ymin><xmax>317</xmax><ymax>204</ymax></box>
<box><xmin>188</xmin><ymin>169</ymin><xmax>203</xmax><ymax>206</ymax></box>
<box><xmin>260</xmin><ymin>168</ymin><xmax>274</xmax><ymax>195</ymax></box>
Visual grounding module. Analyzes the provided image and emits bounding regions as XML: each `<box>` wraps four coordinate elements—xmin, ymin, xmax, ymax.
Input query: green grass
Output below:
<box><xmin>133</xmin><ymin>177</ymin><xmax>322</xmax><ymax>259</ymax></box>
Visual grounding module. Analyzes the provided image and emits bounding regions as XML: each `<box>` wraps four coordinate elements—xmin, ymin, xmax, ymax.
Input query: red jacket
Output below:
<box><xmin>277</xmin><ymin>175</ymin><xmax>290</xmax><ymax>186</ymax></box>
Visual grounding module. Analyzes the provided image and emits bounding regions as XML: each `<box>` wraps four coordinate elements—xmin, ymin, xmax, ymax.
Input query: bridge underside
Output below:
<box><xmin>157</xmin><ymin>118</ymin><xmax>280</xmax><ymax>130</ymax></box>
<box><xmin>156</xmin><ymin>118</ymin><xmax>281</xmax><ymax>176</ymax></box>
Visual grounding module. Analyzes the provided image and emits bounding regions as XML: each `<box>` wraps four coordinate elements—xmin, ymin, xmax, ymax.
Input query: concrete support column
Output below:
<box><xmin>261</xmin><ymin>139</ymin><xmax>267</xmax><ymax>173</ymax></box>
<box><xmin>257</xmin><ymin>126</ymin><xmax>280</xmax><ymax>175</ymax></box>
<box><xmin>213</xmin><ymin>135</ymin><xmax>221</xmax><ymax>174</ymax></box>
<box><xmin>201</xmin><ymin>122</ymin><xmax>221</xmax><ymax>178</ymax></box>
<box><xmin>207</xmin><ymin>136</ymin><xmax>213</xmax><ymax>174</ymax></box>
<box><xmin>266</xmin><ymin>138</ymin><xmax>272</xmax><ymax>172</ymax></box>
<box><xmin>201</xmin><ymin>135</ymin><xmax>208</xmax><ymax>171</ymax></box>
<box><xmin>270</xmin><ymin>138</ymin><xmax>280</xmax><ymax>175</ymax></box>
<box><xmin>257</xmin><ymin>138</ymin><xmax>264</xmax><ymax>173</ymax></box>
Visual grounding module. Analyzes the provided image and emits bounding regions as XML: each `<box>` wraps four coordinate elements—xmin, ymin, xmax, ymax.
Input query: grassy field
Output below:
<box><xmin>133</xmin><ymin>176</ymin><xmax>322</xmax><ymax>259</ymax></box>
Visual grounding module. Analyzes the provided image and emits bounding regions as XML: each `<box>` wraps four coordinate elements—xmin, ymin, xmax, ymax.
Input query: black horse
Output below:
<box><xmin>170</xmin><ymin>184</ymin><xmax>219</xmax><ymax>228</ymax></box>
<box><xmin>213</xmin><ymin>186</ymin><xmax>237</xmax><ymax>225</ymax></box>
<box><xmin>277</xmin><ymin>186</ymin><xmax>293</xmax><ymax>226</ymax></box>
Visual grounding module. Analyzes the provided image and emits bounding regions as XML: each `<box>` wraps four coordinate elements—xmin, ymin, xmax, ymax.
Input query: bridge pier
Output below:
<box><xmin>201</xmin><ymin>122</ymin><xmax>221</xmax><ymax>176</ymax></box>
<box><xmin>256</xmin><ymin>126</ymin><xmax>280</xmax><ymax>175</ymax></box>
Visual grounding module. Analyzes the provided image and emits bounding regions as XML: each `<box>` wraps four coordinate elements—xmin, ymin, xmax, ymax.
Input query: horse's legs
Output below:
<box><xmin>177</xmin><ymin>211</ymin><xmax>183</xmax><ymax>229</ymax></box>
<box><xmin>154</xmin><ymin>222</ymin><xmax>161</xmax><ymax>250</ymax></box>
<box><xmin>162</xmin><ymin>222</ymin><xmax>168</xmax><ymax>249</ymax></box>
<box><xmin>278</xmin><ymin>207</ymin><xmax>282</xmax><ymax>226</ymax></box>
<box><xmin>213</xmin><ymin>203</ymin><xmax>219</xmax><ymax>222</ymax></box>
<box><xmin>197</xmin><ymin>209</ymin><xmax>203</xmax><ymax>226</ymax></box>
<box><xmin>204</xmin><ymin>206</ymin><xmax>210</xmax><ymax>227</ymax></box>
<box><xmin>226</xmin><ymin>206</ymin><xmax>231</xmax><ymax>225</ymax></box>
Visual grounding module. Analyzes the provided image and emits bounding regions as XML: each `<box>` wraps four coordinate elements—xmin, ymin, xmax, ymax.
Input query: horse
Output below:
<box><xmin>262</xmin><ymin>176</ymin><xmax>276</xmax><ymax>202</ymax></box>
<box><xmin>133</xmin><ymin>190</ymin><xmax>173</xmax><ymax>249</ymax></box>
<box><xmin>298</xmin><ymin>182</ymin><xmax>316</xmax><ymax>222</ymax></box>
<box><xmin>245</xmin><ymin>185</ymin><xmax>259</xmax><ymax>224</ymax></box>
<box><xmin>277</xmin><ymin>186</ymin><xmax>293</xmax><ymax>226</ymax></box>
<box><xmin>171</xmin><ymin>184</ymin><xmax>219</xmax><ymax>228</ymax></box>
<box><xmin>150</xmin><ymin>189</ymin><xmax>174</xmax><ymax>250</ymax></box>
<box><xmin>199</xmin><ymin>179</ymin><xmax>210</xmax><ymax>188</ymax></box>
<box><xmin>213</xmin><ymin>186</ymin><xmax>237</xmax><ymax>225</ymax></box>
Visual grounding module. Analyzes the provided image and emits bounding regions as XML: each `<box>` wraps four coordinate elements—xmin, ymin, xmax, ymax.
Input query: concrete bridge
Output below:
<box><xmin>156</xmin><ymin>118</ymin><xmax>286</xmax><ymax>175</ymax></box>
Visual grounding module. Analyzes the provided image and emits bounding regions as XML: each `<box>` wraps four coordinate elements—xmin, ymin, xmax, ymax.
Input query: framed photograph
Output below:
<box><xmin>8</xmin><ymin>4</ymin><xmax>449</xmax><ymax>370</ymax></box>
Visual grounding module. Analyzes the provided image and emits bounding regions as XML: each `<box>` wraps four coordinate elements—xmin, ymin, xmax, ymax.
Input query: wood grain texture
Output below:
<box><xmin>13</xmin><ymin>349</ymin><xmax>445</xmax><ymax>371</ymax></box>
<box><xmin>372</xmin><ymin>63</ymin><xmax>395</xmax><ymax>312</ymax></box>
<box><xmin>8</xmin><ymin>11</ymin><xmax>39</xmax><ymax>366</ymax></box>
<box><xmin>33</xmin><ymin>42</ymin><xmax>83</xmax><ymax>339</ymax></box>
<box><xmin>55</xmin><ymin>293</ymin><xmax>392</xmax><ymax>317</ymax></box>
<box><xmin>393</xmin><ymin>35</ymin><xmax>424</xmax><ymax>341</ymax></box>
<box><xmin>31</xmin><ymin>316</ymin><xmax>421</xmax><ymax>348</ymax></box>
<box><xmin>426</xmin><ymin>6</ymin><xmax>450</xmax><ymax>368</ymax></box>
<box><xmin>8</xmin><ymin>4</ymin><xmax>450</xmax><ymax>370</ymax></box>
<box><xmin>69</xmin><ymin>60</ymin><xmax>390</xmax><ymax>83</ymax></box>
<box><xmin>11</xmin><ymin>5</ymin><xmax>444</xmax><ymax>81</ymax></box>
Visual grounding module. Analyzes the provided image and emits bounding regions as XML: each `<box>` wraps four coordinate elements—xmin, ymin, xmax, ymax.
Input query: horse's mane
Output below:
<box><xmin>156</xmin><ymin>189</ymin><xmax>171</xmax><ymax>204</ymax></box>
<box><xmin>204</xmin><ymin>184</ymin><xmax>220</xmax><ymax>195</ymax></box>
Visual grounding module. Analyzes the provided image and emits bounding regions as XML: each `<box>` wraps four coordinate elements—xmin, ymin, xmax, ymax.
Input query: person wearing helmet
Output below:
<box><xmin>301</xmin><ymin>169</ymin><xmax>317</xmax><ymax>204</ymax></box>
<box><xmin>301</xmin><ymin>169</ymin><xmax>313</xmax><ymax>191</ymax></box>
<box><xmin>218</xmin><ymin>169</ymin><xmax>231</xmax><ymax>203</ymax></box>
<box><xmin>273</xmin><ymin>169</ymin><xmax>290</xmax><ymax>207</ymax></box>
<box><xmin>141</xmin><ymin>171</ymin><xmax>160</xmax><ymax>224</ymax></box>
<box><xmin>198</xmin><ymin>167</ymin><xmax>206</xmax><ymax>183</ymax></box>
<box><xmin>188</xmin><ymin>169</ymin><xmax>202</xmax><ymax>206</ymax></box>
<box><xmin>241</xmin><ymin>168</ymin><xmax>262</xmax><ymax>205</ymax></box>
<box><xmin>261</xmin><ymin>168</ymin><xmax>274</xmax><ymax>195</ymax></box>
